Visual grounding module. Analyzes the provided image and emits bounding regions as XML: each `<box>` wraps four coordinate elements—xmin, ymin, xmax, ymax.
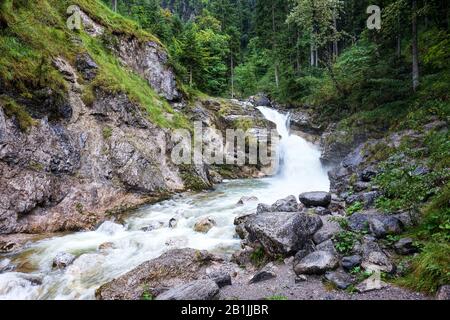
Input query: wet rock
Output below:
<box><xmin>271</xmin><ymin>195</ymin><xmax>299</xmax><ymax>212</ymax></box>
<box><xmin>245</xmin><ymin>212</ymin><xmax>322</xmax><ymax>256</ymax></box>
<box><xmin>341</xmin><ymin>255</ymin><xmax>362</xmax><ymax>271</ymax></box>
<box><xmin>52</xmin><ymin>252</ymin><xmax>76</xmax><ymax>269</ymax></box>
<box><xmin>436</xmin><ymin>285</ymin><xmax>450</xmax><ymax>300</ymax></box>
<box><xmin>207</xmin><ymin>271</ymin><xmax>232</xmax><ymax>288</ymax></box>
<box><xmin>75</xmin><ymin>52</ymin><xmax>98</xmax><ymax>81</ymax></box>
<box><xmin>411</xmin><ymin>166</ymin><xmax>429</xmax><ymax>176</ymax></box>
<box><xmin>237</xmin><ymin>196</ymin><xmax>259</xmax><ymax>205</ymax></box>
<box><xmin>141</xmin><ymin>221</ymin><xmax>164</xmax><ymax>232</ymax></box>
<box><xmin>251</xmin><ymin>93</ymin><xmax>271</xmax><ymax>107</ymax></box>
<box><xmin>96</xmin><ymin>249</ymin><xmax>219</xmax><ymax>300</ymax></box>
<box><xmin>299</xmin><ymin>192</ymin><xmax>331</xmax><ymax>207</ymax></box>
<box><xmin>249</xmin><ymin>270</ymin><xmax>277</xmax><ymax>284</ymax></box>
<box><xmin>0</xmin><ymin>258</ymin><xmax>14</xmax><ymax>273</ymax></box>
<box><xmin>156</xmin><ymin>279</ymin><xmax>219</xmax><ymax>300</ymax></box>
<box><xmin>324</xmin><ymin>270</ymin><xmax>355</xmax><ymax>290</ymax></box>
<box><xmin>293</xmin><ymin>251</ymin><xmax>339</xmax><ymax>275</ymax></box>
<box><xmin>394</xmin><ymin>238</ymin><xmax>418</xmax><ymax>255</ymax></box>
<box><xmin>369</xmin><ymin>215</ymin><xmax>403</xmax><ymax>238</ymax></box>
<box><xmin>256</xmin><ymin>203</ymin><xmax>272</xmax><ymax>214</ymax></box>
<box><xmin>98</xmin><ymin>242</ymin><xmax>115</xmax><ymax>251</ymax></box>
<box><xmin>169</xmin><ymin>218</ymin><xmax>178</xmax><ymax>228</ymax></box>
<box><xmin>194</xmin><ymin>217</ymin><xmax>217</xmax><ymax>233</ymax></box>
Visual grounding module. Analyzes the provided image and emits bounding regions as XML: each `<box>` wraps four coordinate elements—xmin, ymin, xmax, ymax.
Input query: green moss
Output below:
<box><xmin>250</xmin><ymin>247</ymin><xmax>267</xmax><ymax>267</ymax></box>
<box><xmin>265</xmin><ymin>295</ymin><xmax>288</xmax><ymax>300</ymax></box>
<box><xmin>0</xmin><ymin>96</ymin><xmax>36</xmax><ymax>131</ymax></box>
<box><xmin>102</xmin><ymin>126</ymin><xmax>112</xmax><ymax>139</ymax></box>
<box><xmin>179</xmin><ymin>165</ymin><xmax>210</xmax><ymax>191</ymax></box>
<box><xmin>346</xmin><ymin>201</ymin><xmax>363</xmax><ymax>216</ymax></box>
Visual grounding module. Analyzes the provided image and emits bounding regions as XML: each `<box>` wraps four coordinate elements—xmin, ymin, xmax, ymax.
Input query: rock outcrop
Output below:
<box><xmin>95</xmin><ymin>248</ymin><xmax>222</xmax><ymax>300</ymax></box>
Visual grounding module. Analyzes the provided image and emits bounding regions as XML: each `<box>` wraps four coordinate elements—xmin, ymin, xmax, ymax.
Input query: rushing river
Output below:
<box><xmin>0</xmin><ymin>107</ymin><xmax>330</xmax><ymax>300</ymax></box>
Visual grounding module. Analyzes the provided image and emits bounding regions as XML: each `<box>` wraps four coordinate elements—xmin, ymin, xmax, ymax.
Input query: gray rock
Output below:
<box><xmin>394</xmin><ymin>238</ymin><xmax>418</xmax><ymax>255</ymax></box>
<box><xmin>156</xmin><ymin>280</ymin><xmax>219</xmax><ymax>300</ymax></box>
<box><xmin>96</xmin><ymin>249</ymin><xmax>220</xmax><ymax>300</ymax></box>
<box><xmin>0</xmin><ymin>258</ymin><xmax>14</xmax><ymax>273</ymax></box>
<box><xmin>271</xmin><ymin>195</ymin><xmax>299</xmax><ymax>212</ymax></box>
<box><xmin>249</xmin><ymin>270</ymin><xmax>277</xmax><ymax>284</ymax></box>
<box><xmin>313</xmin><ymin>216</ymin><xmax>342</xmax><ymax>245</ymax></box>
<box><xmin>141</xmin><ymin>221</ymin><xmax>164</xmax><ymax>232</ymax></box>
<box><xmin>316</xmin><ymin>239</ymin><xmax>337</xmax><ymax>255</ymax></box>
<box><xmin>194</xmin><ymin>217</ymin><xmax>216</xmax><ymax>233</ymax></box>
<box><xmin>341</xmin><ymin>255</ymin><xmax>362</xmax><ymax>271</ymax></box>
<box><xmin>360</xmin><ymin>167</ymin><xmax>378</xmax><ymax>182</ymax></box>
<box><xmin>361</xmin><ymin>251</ymin><xmax>395</xmax><ymax>273</ymax></box>
<box><xmin>369</xmin><ymin>215</ymin><xmax>403</xmax><ymax>238</ymax></box>
<box><xmin>294</xmin><ymin>251</ymin><xmax>339</xmax><ymax>275</ymax></box>
<box><xmin>436</xmin><ymin>285</ymin><xmax>450</xmax><ymax>300</ymax></box>
<box><xmin>169</xmin><ymin>218</ymin><xmax>178</xmax><ymax>228</ymax></box>
<box><xmin>324</xmin><ymin>270</ymin><xmax>355</xmax><ymax>289</ymax></box>
<box><xmin>353</xmin><ymin>181</ymin><xmax>370</xmax><ymax>192</ymax></box>
<box><xmin>293</xmin><ymin>241</ymin><xmax>315</xmax><ymax>265</ymax></box>
<box><xmin>245</xmin><ymin>211</ymin><xmax>322</xmax><ymax>256</ymax></box>
<box><xmin>252</xmin><ymin>93</ymin><xmax>271</xmax><ymax>107</ymax></box>
<box><xmin>295</xmin><ymin>275</ymin><xmax>308</xmax><ymax>283</ymax></box>
<box><xmin>299</xmin><ymin>192</ymin><xmax>332</xmax><ymax>207</ymax></box>
<box><xmin>115</xmin><ymin>38</ymin><xmax>180</xmax><ymax>101</ymax></box>
<box><xmin>75</xmin><ymin>52</ymin><xmax>98</xmax><ymax>81</ymax></box>
<box><xmin>314</xmin><ymin>207</ymin><xmax>331</xmax><ymax>216</ymax></box>
<box><xmin>348</xmin><ymin>212</ymin><xmax>371</xmax><ymax>232</ymax></box>
<box><xmin>237</xmin><ymin>196</ymin><xmax>259</xmax><ymax>205</ymax></box>
<box><xmin>207</xmin><ymin>271</ymin><xmax>232</xmax><ymax>288</ymax></box>
<box><xmin>52</xmin><ymin>252</ymin><xmax>76</xmax><ymax>269</ymax></box>
<box><xmin>256</xmin><ymin>203</ymin><xmax>272</xmax><ymax>214</ymax></box>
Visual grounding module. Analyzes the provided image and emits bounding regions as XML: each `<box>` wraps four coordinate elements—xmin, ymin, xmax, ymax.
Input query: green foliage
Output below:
<box><xmin>0</xmin><ymin>95</ymin><xmax>36</xmax><ymax>131</ymax></box>
<box><xmin>333</xmin><ymin>231</ymin><xmax>357</xmax><ymax>255</ymax></box>
<box><xmin>102</xmin><ymin>126</ymin><xmax>112</xmax><ymax>139</ymax></box>
<box><xmin>346</xmin><ymin>201</ymin><xmax>363</xmax><ymax>215</ymax></box>
<box><xmin>250</xmin><ymin>247</ymin><xmax>266</xmax><ymax>267</ymax></box>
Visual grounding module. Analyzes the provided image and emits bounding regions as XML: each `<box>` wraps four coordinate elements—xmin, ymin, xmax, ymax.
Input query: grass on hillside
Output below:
<box><xmin>0</xmin><ymin>0</ymin><xmax>187</xmax><ymax>129</ymax></box>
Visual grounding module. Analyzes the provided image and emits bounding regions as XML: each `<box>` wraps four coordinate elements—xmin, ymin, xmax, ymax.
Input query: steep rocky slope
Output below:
<box><xmin>0</xmin><ymin>1</ymin><xmax>269</xmax><ymax>236</ymax></box>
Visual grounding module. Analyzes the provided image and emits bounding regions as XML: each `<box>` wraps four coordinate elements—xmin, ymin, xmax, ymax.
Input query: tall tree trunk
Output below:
<box><xmin>412</xmin><ymin>0</ymin><xmax>420</xmax><ymax>92</ymax></box>
<box><xmin>189</xmin><ymin>66</ymin><xmax>193</xmax><ymax>87</ymax></box>
<box><xmin>332</xmin><ymin>9</ymin><xmax>338</xmax><ymax>61</ymax></box>
<box><xmin>396</xmin><ymin>16</ymin><xmax>402</xmax><ymax>57</ymax></box>
<box><xmin>230</xmin><ymin>54</ymin><xmax>235</xmax><ymax>98</ymax></box>
<box><xmin>111</xmin><ymin>0</ymin><xmax>117</xmax><ymax>12</ymax></box>
<box><xmin>272</xmin><ymin>4</ymin><xmax>279</xmax><ymax>88</ymax></box>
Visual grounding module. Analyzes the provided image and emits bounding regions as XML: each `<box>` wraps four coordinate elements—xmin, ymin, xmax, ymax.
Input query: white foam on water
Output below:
<box><xmin>0</xmin><ymin>107</ymin><xmax>329</xmax><ymax>299</ymax></box>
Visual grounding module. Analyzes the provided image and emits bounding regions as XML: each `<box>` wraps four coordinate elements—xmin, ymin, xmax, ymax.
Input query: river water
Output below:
<box><xmin>0</xmin><ymin>107</ymin><xmax>330</xmax><ymax>300</ymax></box>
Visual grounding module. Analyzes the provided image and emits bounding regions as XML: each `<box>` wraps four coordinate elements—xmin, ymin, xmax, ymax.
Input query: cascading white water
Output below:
<box><xmin>0</xmin><ymin>107</ymin><xmax>329</xmax><ymax>300</ymax></box>
<box><xmin>258</xmin><ymin>106</ymin><xmax>330</xmax><ymax>193</ymax></box>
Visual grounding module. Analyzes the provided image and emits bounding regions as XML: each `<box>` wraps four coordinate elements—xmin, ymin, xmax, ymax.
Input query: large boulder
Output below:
<box><xmin>270</xmin><ymin>195</ymin><xmax>300</xmax><ymax>212</ymax></box>
<box><xmin>394</xmin><ymin>238</ymin><xmax>418</xmax><ymax>255</ymax></box>
<box><xmin>293</xmin><ymin>251</ymin><xmax>339</xmax><ymax>275</ymax></box>
<box><xmin>299</xmin><ymin>192</ymin><xmax>331</xmax><ymax>207</ymax></box>
<box><xmin>348</xmin><ymin>209</ymin><xmax>402</xmax><ymax>237</ymax></box>
<box><xmin>194</xmin><ymin>217</ymin><xmax>216</xmax><ymax>233</ymax></box>
<box><xmin>155</xmin><ymin>280</ymin><xmax>219</xmax><ymax>300</ymax></box>
<box><xmin>95</xmin><ymin>249</ymin><xmax>220</xmax><ymax>300</ymax></box>
<box><xmin>312</xmin><ymin>216</ymin><xmax>342</xmax><ymax>245</ymax></box>
<box><xmin>245</xmin><ymin>212</ymin><xmax>322</xmax><ymax>256</ymax></box>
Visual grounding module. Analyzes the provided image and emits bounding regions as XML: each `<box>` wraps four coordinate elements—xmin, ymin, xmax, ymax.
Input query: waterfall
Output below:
<box><xmin>257</xmin><ymin>106</ymin><xmax>330</xmax><ymax>193</ymax></box>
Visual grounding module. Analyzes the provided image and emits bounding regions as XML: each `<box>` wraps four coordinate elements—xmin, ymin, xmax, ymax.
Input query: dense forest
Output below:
<box><xmin>0</xmin><ymin>0</ymin><xmax>448</xmax><ymax>300</ymax></box>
